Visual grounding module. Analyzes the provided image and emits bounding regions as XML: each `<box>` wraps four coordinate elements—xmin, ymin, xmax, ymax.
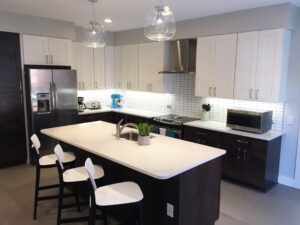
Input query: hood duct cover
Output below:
<box><xmin>159</xmin><ymin>39</ymin><xmax>197</xmax><ymax>74</ymax></box>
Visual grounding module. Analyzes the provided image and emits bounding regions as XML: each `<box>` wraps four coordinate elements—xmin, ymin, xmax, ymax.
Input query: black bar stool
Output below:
<box><xmin>85</xmin><ymin>158</ymin><xmax>144</xmax><ymax>225</ymax></box>
<box><xmin>31</xmin><ymin>134</ymin><xmax>76</xmax><ymax>220</ymax></box>
<box><xmin>54</xmin><ymin>144</ymin><xmax>105</xmax><ymax>225</ymax></box>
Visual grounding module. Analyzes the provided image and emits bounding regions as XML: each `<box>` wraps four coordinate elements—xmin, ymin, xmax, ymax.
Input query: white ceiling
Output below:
<box><xmin>0</xmin><ymin>0</ymin><xmax>299</xmax><ymax>32</ymax></box>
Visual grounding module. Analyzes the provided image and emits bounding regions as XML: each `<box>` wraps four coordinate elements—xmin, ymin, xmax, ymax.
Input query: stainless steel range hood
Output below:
<box><xmin>159</xmin><ymin>39</ymin><xmax>197</xmax><ymax>74</ymax></box>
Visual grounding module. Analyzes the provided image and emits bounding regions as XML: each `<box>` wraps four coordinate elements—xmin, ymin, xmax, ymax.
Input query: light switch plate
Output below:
<box><xmin>288</xmin><ymin>116</ymin><xmax>294</xmax><ymax>125</ymax></box>
<box><xmin>167</xmin><ymin>203</ymin><xmax>174</xmax><ymax>218</ymax></box>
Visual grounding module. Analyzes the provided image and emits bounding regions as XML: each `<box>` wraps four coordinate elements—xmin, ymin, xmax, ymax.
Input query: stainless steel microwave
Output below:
<box><xmin>226</xmin><ymin>109</ymin><xmax>273</xmax><ymax>133</ymax></box>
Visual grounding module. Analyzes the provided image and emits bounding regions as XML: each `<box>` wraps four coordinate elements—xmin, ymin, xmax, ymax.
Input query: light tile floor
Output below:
<box><xmin>0</xmin><ymin>164</ymin><xmax>300</xmax><ymax>225</ymax></box>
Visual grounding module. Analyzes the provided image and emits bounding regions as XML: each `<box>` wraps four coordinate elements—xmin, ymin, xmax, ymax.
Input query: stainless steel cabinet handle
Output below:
<box><xmin>19</xmin><ymin>81</ymin><xmax>22</xmax><ymax>91</ymax></box>
<box><xmin>237</xmin><ymin>148</ymin><xmax>242</xmax><ymax>160</ymax></box>
<box><xmin>78</xmin><ymin>82</ymin><xmax>81</xmax><ymax>90</ymax></box>
<box><xmin>197</xmin><ymin>131</ymin><xmax>207</xmax><ymax>136</ymax></box>
<box><xmin>45</xmin><ymin>55</ymin><xmax>49</xmax><ymax>64</ymax></box>
<box><xmin>147</xmin><ymin>83</ymin><xmax>149</xmax><ymax>91</ymax></box>
<box><xmin>150</xmin><ymin>84</ymin><xmax>152</xmax><ymax>91</ymax></box>
<box><xmin>83</xmin><ymin>82</ymin><xmax>85</xmax><ymax>89</ymax></box>
<box><xmin>243</xmin><ymin>149</ymin><xmax>247</xmax><ymax>161</ymax></box>
<box><xmin>20</xmin><ymin>94</ymin><xmax>23</xmax><ymax>103</ymax></box>
<box><xmin>209</xmin><ymin>87</ymin><xmax>212</xmax><ymax>96</ymax></box>
<box><xmin>249</xmin><ymin>88</ymin><xmax>253</xmax><ymax>99</ymax></box>
<box><xmin>237</xmin><ymin>138</ymin><xmax>249</xmax><ymax>144</ymax></box>
<box><xmin>255</xmin><ymin>89</ymin><xmax>259</xmax><ymax>100</ymax></box>
<box><xmin>119</xmin><ymin>81</ymin><xmax>121</xmax><ymax>88</ymax></box>
<box><xmin>214</xmin><ymin>87</ymin><xmax>216</xmax><ymax>96</ymax></box>
<box><xmin>50</xmin><ymin>55</ymin><xmax>53</xmax><ymax>64</ymax></box>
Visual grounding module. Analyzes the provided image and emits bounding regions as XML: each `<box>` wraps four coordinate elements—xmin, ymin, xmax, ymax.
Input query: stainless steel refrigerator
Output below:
<box><xmin>26</xmin><ymin>68</ymin><xmax>78</xmax><ymax>155</ymax></box>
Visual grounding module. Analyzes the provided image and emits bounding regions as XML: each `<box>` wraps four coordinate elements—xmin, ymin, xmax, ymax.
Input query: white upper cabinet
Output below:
<box><xmin>72</xmin><ymin>42</ymin><xmax>82</xmax><ymax>90</ymax></box>
<box><xmin>23</xmin><ymin>35</ymin><xmax>48</xmax><ymax>65</ymax></box>
<box><xmin>105</xmin><ymin>46</ymin><xmax>115</xmax><ymax>89</ymax></box>
<box><xmin>195</xmin><ymin>34</ymin><xmax>237</xmax><ymax>99</ymax></box>
<box><xmin>48</xmin><ymin>37</ymin><xmax>72</xmax><ymax>66</ymax></box>
<box><xmin>23</xmin><ymin>34</ymin><xmax>72</xmax><ymax>66</ymax></box>
<box><xmin>138</xmin><ymin>43</ymin><xmax>151</xmax><ymax>92</ymax></box>
<box><xmin>122</xmin><ymin>44</ymin><xmax>139</xmax><ymax>90</ymax></box>
<box><xmin>79</xmin><ymin>43</ymin><xmax>94</xmax><ymax>90</ymax></box>
<box><xmin>114</xmin><ymin>46</ymin><xmax>123</xmax><ymax>89</ymax></box>
<box><xmin>234</xmin><ymin>29</ymin><xmax>291</xmax><ymax>102</ymax></box>
<box><xmin>138</xmin><ymin>42</ymin><xmax>172</xmax><ymax>93</ymax></box>
<box><xmin>234</xmin><ymin>32</ymin><xmax>259</xmax><ymax>101</ymax></box>
<box><xmin>94</xmin><ymin>47</ymin><xmax>105</xmax><ymax>89</ymax></box>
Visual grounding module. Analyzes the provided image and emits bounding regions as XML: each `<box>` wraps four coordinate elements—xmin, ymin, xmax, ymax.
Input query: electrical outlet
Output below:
<box><xmin>167</xmin><ymin>203</ymin><xmax>174</xmax><ymax>218</ymax></box>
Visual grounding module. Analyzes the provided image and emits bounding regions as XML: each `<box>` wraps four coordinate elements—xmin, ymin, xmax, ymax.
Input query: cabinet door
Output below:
<box><xmin>122</xmin><ymin>45</ymin><xmax>139</xmax><ymax>90</ymax></box>
<box><xmin>48</xmin><ymin>37</ymin><xmax>72</xmax><ymax>66</ymax></box>
<box><xmin>23</xmin><ymin>34</ymin><xmax>48</xmax><ymax>65</ymax></box>
<box><xmin>79</xmin><ymin>44</ymin><xmax>94</xmax><ymax>90</ymax></box>
<box><xmin>195</xmin><ymin>36</ymin><xmax>215</xmax><ymax>97</ymax></box>
<box><xmin>255</xmin><ymin>29</ymin><xmax>290</xmax><ymax>102</ymax></box>
<box><xmin>138</xmin><ymin>43</ymin><xmax>151</xmax><ymax>92</ymax></box>
<box><xmin>234</xmin><ymin>32</ymin><xmax>259</xmax><ymax>101</ymax></box>
<box><xmin>114</xmin><ymin>46</ymin><xmax>123</xmax><ymax>89</ymax></box>
<box><xmin>105</xmin><ymin>46</ymin><xmax>115</xmax><ymax>89</ymax></box>
<box><xmin>94</xmin><ymin>47</ymin><xmax>105</xmax><ymax>89</ymax></box>
<box><xmin>72</xmin><ymin>42</ymin><xmax>82</xmax><ymax>90</ymax></box>
<box><xmin>222</xmin><ymin>134</ymin><xmax>243</xmax><ymax>179</ymax></box>
<box><xmin>242</xmin><ymin>139</ymin><xmax>267</xmax><ymax>187</ymax></box>
<box><xmin>213</xmin><ymin>34</ymin><xmax>237</xmax><ymax>99</ymax></box>
<box><xmin>150</xmin><ymin>42</ymin><xmax>164</xmax><ymax>93</ymax></box>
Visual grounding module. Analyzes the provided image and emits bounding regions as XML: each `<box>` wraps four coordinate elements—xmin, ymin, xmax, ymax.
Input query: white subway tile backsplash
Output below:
<box><xmin>78</xmin><ymin>74</ymin><xmax>284</xmax><ymax>131</ymax></box>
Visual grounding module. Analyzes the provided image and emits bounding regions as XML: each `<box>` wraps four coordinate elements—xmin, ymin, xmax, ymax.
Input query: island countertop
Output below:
<box><xmin>41</xmin><ymin>121</ymin><xmax>226</xmax><ymax>180</ymax></box>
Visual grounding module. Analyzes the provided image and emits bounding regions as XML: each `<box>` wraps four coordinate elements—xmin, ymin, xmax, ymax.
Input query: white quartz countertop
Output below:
<box><xmin>41</xmin><ymin>121</ymin><xmax>226</xmax><ymax>180</ymax></box>
<box><xmin>79</xmin><ymin>107</ymin><xmax>166</xmax><ymax>118</ymax></box>
<box><xmin>184</xmin><ymin>120</ymin><xmax>283</xmax><ymax>141</ymax></box>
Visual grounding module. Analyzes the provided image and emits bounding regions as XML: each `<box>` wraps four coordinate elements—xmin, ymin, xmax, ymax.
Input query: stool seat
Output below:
<box><xmin>95</xmin><ymin>181</ymin><xmax>143</xmax><ymax>207</ymax></box>
<box><xmin>63</xmin><ymin>165</ymin><xmax>104</xmax><ymax>183</ymax></box>
<box><xmin>39</xmin><ymin>152</ymin><xmax>75</xmax><ymax>166</ymax></box>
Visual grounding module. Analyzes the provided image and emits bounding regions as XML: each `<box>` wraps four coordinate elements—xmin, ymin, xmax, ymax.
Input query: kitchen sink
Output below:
<box><xmin>120</xmin><ymin>131</ymin><xmax>155</xmax><ymax>141</ymax></box>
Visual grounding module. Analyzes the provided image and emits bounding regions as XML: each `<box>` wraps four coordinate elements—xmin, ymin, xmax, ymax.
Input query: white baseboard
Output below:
<box><xmin>278</xmin><ymin>175</ymin><xmax>300</xmax><ymax>189</ymax></box>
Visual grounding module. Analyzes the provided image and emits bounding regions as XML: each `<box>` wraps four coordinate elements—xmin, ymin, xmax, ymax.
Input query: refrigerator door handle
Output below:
<box><xmin>53</xmin><ymin>82</ymin><xmax>58</xmax><ymax>110</ymax></box>
<box><xmin>50</xmin><ymin>82</ymin><xmax>55</xmax><ymax>111</ymax></box>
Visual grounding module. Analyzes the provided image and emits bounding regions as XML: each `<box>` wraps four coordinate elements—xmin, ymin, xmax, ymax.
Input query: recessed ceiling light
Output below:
<box><xmin>104</xmin><ymin>18</ymin><xmax>112</xmax><ymax>24</ymax></box>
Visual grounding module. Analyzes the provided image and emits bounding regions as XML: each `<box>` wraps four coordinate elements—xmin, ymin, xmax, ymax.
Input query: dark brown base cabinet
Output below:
<box><xmin>78</xmin><ymin>112</ymin><xmax>152</xmax><ymax>125</ymax></box>
<box><xmin>183</xmin><ymin>126</ymin><xmax>281</xmax><ymax>191</ymax></box>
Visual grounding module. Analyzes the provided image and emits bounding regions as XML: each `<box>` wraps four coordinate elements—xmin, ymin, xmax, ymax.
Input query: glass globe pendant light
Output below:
<box><xmin>144</xmin><ymin>1</ymin><xmax>176</xmax><ymax>41</ymax></box>
<box><xmin>83</xmin><ymin>0</ymin><xmax>106</xmax><ymax>48</ymax></box>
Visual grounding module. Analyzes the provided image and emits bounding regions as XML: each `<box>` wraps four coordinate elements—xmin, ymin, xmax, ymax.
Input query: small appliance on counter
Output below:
<box><xmin>78</xmin><ymin>97</ymin><xmax>86</xmax><ymax>112</ymax></box>
<box><xmin>226</xmin><ymin>109</ymin><xmax>273</xmax><ymax>134</ymax></box>
<box><xmin>85</xmin><ymin>101</ymin><xmax>101</xmax><ymax>110</ymax></box>
<box><xmin>111</xmin><ymin>94</ymin><xmax>123</xmax><ymax>108</ymax></box>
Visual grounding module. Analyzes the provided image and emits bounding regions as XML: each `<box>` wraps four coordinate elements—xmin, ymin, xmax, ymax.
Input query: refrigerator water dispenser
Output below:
<box><xmin>37</xmin><ymin>93</ymin><xmax>50</xmax><ymax>113</ymax></box>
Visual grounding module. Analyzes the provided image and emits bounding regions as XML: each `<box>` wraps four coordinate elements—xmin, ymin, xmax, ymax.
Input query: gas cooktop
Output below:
<box><xmin>153</xmin><ymin>114</ymin><xmax>200</xmax><ymax>126</ymax></box>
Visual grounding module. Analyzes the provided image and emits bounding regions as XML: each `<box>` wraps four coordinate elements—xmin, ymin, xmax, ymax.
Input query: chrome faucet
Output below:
<box><xmin>116</xmin><ymin>119</ymin><xmax>138</xmax><ymax>139</ymax></box>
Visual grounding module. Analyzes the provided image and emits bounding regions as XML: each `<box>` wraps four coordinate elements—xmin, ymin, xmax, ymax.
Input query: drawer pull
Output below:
<box><xmin>243</xmin><ymin>149</ymin><xmax>247</xmax><ymax>161</ymax></box>
<box><xmin>197</xmin><ymin>131</ymin><xmax>207</xmax><ymax>136</ymax></box>
<box><xmin>237</xmin><ymin>139</ymin><xmax>248</xmax><ymax>144</ymax></box>
<box><xmin>237</xmin><ymin>148</ymin><xmax>242</xmax><ymax>160</ymax></box>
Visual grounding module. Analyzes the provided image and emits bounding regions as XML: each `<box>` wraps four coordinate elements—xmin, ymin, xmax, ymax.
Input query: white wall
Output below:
<box><xmin>114</xmin><ymin>3</ymin><xmax>292</xmax><ymax>45</ymax></box>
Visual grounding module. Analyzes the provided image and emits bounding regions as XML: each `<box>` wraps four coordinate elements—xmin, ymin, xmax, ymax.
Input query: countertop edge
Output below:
<box><xmin>183</xmin><ymin>121</ymin><xmax>283</xmax><ymax>141</ymax></box>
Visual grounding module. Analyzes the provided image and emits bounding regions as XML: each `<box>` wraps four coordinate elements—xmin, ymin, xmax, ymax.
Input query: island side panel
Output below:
<box><xmin>60</xmin><ymin>142</ymin><xmax>222</xmax><ymax>225</ymax></box>
<box><xmin>179</xmin><ymin>157</ymin><xmax>222</xmax><ymax>225</ymax></box>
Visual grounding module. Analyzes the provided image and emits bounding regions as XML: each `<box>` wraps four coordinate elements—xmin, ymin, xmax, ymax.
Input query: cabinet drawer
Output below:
<box><xmin>183</xmin><ymin>126</ymin><xmax>222</xmax><ymax>148</ymax></box>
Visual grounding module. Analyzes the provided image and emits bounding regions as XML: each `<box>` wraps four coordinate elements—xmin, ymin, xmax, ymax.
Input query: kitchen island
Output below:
<box><xmin>41</xmin><ymin>121</ymin><xmax>226</xmax><ymax>225</ymax></box>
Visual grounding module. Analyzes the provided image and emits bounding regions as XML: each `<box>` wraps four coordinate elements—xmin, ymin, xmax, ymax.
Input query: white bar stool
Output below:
<box><xmin>54</xmin><ymin>145</ymin><xmax>105</xmax><ymax>225</ymax></box>
<box><xmin>31</xmin><ymin>134</ymin><xmax>76</xmax><ymax>220</ymax></box>
<box><xmin>85</xmin><ymin>158</ymin><xmax>144</xmax><ymax>225</ymax></box>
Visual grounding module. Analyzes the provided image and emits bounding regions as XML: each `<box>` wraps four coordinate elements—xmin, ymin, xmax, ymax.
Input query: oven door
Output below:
<box><xmin>152</xmin><ymin>124</ymin><xmax>182</xmax><ymax>139</ymax></box>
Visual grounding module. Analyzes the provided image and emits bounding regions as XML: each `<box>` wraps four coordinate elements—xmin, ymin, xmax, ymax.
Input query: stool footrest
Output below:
<box><xmin>38</xmin><ymin>184</ymin><xmax>59</xmax><ymax>190</ymax></box>
<box><xmin>62</xmin><ymin>201</ymin><xmax>87</xmax><ymax>209</ymax></box>
<box><xmin>60</xmin><ymin>215</ymin><xmax>104</xmax><ymax>224</ymax></box>
<box><xmin>38</xmin><ymin>195</ymin><xmax>59</xmax><ymax>201</ymax></box>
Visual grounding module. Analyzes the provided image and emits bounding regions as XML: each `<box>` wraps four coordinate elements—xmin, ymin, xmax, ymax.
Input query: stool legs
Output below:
<box><xmin>33</xmin><ymin>166</ymin><xmax>40</xmax><ymax>220</ymax></box>
<box><xmin>138</xmin><ymin>202</ymin><xmax>144</xmax><ymax>225</ymax></box>
<box><xmin>57</xmin><ymin>183</ymin><xmax>64</xmax><ymax>225</ymax></box>
<box><xmin>74</xmin><ymin>185</ymin><xmax>81</xmax><ymax>212</ymax></box>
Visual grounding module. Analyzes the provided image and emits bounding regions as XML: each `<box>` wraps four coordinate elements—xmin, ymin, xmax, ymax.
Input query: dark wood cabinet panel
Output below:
<box><xmin>183</xmin><ymin>125</ymin><xmax>281</xmax><ymax>191</ymax></box>
<box><xmin>0</xmin><ymin>32</ymin><xmax>26</xmax><ymax>167</ymax></box>
<box><xmin>183</xmin><ymin>126</ymin><xmax>222</xmax><ymax>148</ymax></box>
